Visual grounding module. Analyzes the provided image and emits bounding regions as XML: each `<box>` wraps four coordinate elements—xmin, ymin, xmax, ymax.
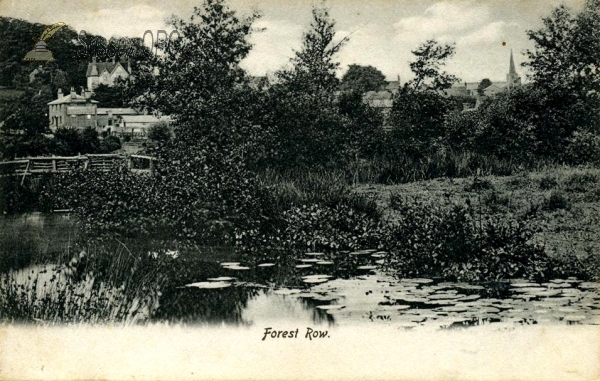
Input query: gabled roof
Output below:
<box><xmin>86</xmin><ymin>61</ymin><xmax>130</xmax><ymax>77</ymax></box>
<box><xmin>48</xmin><ymin>93</ymin><xmax>99</xmax><ymax>105</ymax></box>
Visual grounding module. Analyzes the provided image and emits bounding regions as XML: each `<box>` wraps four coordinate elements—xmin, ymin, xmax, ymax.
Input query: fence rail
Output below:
<box><xmin>0</xmin><ymin>154</ymin><xmax>156</xmax><ymax>178</ymax></box>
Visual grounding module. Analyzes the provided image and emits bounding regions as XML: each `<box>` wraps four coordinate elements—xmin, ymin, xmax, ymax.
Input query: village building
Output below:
<box><xmin>47</xmin><ymin>88</ymin><xmax>99</xmax><ymax>130</ymax></box>
<box><xmin>86</xmin><ymin>57</ymin><xmax>132</xmax><ymax>91</ymax></box>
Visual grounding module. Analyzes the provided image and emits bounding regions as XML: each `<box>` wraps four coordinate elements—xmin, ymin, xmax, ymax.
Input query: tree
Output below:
<box><xmin>263</xmin><ymin>6</ymin><xmax>351</xmax><ymax>169</ymax></box>
<box><xmin>277</xmin><ymin>7</ymin><xmax>348</xmax><ymax>96</ymax></box>
<box><xmin>91</xmin><ymin>84</ymin><xmax>126</xmax><ymax>107</ymax></box>
<box><xmin>477</xmin><ymin>78</ymin><xmax>492</xmax><ymax>96</ymax></box>
<box><xmin>340</xmin><ymin>64</ymin><xmax>387</xmax><ymax>93</ymax></box>
<box><xmin>522</xmin><ymin>0</ymin><xmax>600</xmax><ymax>156</ymax></box>
<box><xmin>406</xmin><ymin>39</ymin><xmax>459</xmax><ymax>93</ymax></box>
<box><xmin>524</xmin><ymin>0</ymin><xmax>600</xmax><ymax>95</ymax></box>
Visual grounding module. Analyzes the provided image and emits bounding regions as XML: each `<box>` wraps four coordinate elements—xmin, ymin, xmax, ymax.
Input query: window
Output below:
<box><xmin>87</xmin><ymin>115</ymin><xmax>91</xmax><ymax>119</ymax></box>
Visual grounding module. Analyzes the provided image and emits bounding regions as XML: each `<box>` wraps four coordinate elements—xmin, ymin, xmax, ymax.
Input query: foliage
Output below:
<box><xmin>340</xmin><ymin>64</ymin><xmax>387</xmax><ymax>93</ymax></box>
<box><xmin>477</xmin><ymin>78</ymin><xmax>492</xmax><ymax>95</ymax></box>
<box><xmin>405</xmin><ymin>39</ymin><xmax>459</xmax><ymax>93</ymax></box>
<box><xmin>90</xmin><ymin>84</ymin><xmax>127</xmax><ymax>107</ymax></box>
<box><xmin>147</xmin><ymin>121</ymin><xmax>171</xmax><ymax>143</ymax></box>
<box><xmin>382</xmin><ymin>198</ymin><xmax>551</xmax><ymax>282</ymax></box>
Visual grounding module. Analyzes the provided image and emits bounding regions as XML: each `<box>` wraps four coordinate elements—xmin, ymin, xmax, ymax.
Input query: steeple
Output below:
<box><xmin>506</xmin><ymin>49</ymin><xmax>521</xmax><ymax>89</ymax></box>
<box><xmin>509</xmin><ymin>49</ymin><xmax>516</xmax><ymax>76</ymax></box>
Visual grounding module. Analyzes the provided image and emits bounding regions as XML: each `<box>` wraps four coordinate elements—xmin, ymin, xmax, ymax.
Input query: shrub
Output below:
<box><xmin>564</xmin><ymin>130</ymin><xmax>600</xmax><ymax>165</ymax></box>
<box><xmin>464</xmin><ymin>177</ymin><xmax>494</xmax><ymax>192</ymax></box>
<box><xmin>381</xmin><ymin>198</ymin><xmax>551</xmax><ymax>282</ymax></box>
<box><xmin>542</xmin><ymin>190</ymin><xmax>570</xmax><ymax>211</ymax></box>
<box><xmin>147</xmin><ymin>122</ymin><xmax>171</xmax><ymax>142</ymax></box>
<box><xmin>564</xmin><ymin>172</ymin><xmax>598</xmax><ymax>193</ymax></box>
<box><xmin>539</xmin><ymin>175</ymin><xmax>558</xmax><ymax>190</ymax></box>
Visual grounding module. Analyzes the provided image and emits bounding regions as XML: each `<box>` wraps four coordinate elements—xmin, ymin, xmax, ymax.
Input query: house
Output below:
<box><xmin>86</xmin><ymin>57</ymin><xmax>131</xmax><ymax>91</ymax></box>
<box><xmin>47</xmin><ymin>88</ymin><xmax>99</xmax><ymax>130</ymax></box>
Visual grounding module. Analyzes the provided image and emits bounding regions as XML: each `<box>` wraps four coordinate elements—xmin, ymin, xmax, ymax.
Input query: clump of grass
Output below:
<box><xmin>507</xmin><ymin>172</ymin><xmax>532</xmax><ymax>189</ymax></box>
<box><xmin>564</xmin><ymin>172</ymin><xmax>598</xmax><ymax>193</ymax></box>
<box><xmin>482</xmin><ymin>190</ymin><xmax>511</xmax><ymax>212</ymax></box>
<box><xmin>542</xmin><ymin>190</ymin><xmax>570</xmax><ymax>211</ymax></box>
<box><xmin>464</xmin><ymin>177</ymin><xmax>494</xmax><ymax>192</ymax></box>
<box><xmin>539</xmin><ymin>175</ymin><xmax>558</xmax><ymax>190</ymax></box>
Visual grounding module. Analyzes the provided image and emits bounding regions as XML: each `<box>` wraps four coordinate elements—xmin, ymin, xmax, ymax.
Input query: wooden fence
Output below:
<box><xmin>0</xmin><ymin>154</ymin><xmax>156</xmax><ymax>179</ymax></box>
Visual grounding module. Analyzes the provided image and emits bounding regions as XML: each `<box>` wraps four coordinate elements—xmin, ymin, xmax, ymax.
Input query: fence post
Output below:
<box><xmin>127</xmin><ymin>156</ymin><xmax>133</xmax><ymax>171</ymax></box>
<box><xmin>52</xmin><ymin>155</ymin><xmax>56</xmax><ymax>172</ymax></box>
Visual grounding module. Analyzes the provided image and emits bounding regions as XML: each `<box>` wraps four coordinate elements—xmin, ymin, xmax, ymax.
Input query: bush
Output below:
<box><xmin>542</xmin><ymin>190</ymin><xmax>570</xmax><ymax>211</ymax></box>
<box><xmin>381</xmin><ymin>198</ymin><xmax>551</xmax><ymax>282</ymax></box>
<box><xmin>565</xmin><ymin>130</ymin><xmax>600</xmax><ymax>165</ymax></box>
<box><xmin>147</xmin><ymin>122</ymin><xmax>171</xmax><ymax>142</ymax></box>
<box><xmin>464</xmin><ymin>177</ymin><xmax>494</xmax><ymax>192</ymax></box>
<box><xmin>539</xmin><ymin>175</ymin><xmax>558</xmax><ymax>190</ymax></box>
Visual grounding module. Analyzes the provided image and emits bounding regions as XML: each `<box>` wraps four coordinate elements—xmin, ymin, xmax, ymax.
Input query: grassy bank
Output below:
<box><xmin>355</xmin><ymin>166</ymin><xmax>599</xmax><ymax>275</ymax></box>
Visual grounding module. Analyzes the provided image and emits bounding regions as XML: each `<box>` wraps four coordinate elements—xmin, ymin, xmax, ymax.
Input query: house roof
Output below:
<box><xmin>96</xmin><ymin>108</ymin><xmax>139</xmax><ymax>115</ymax></box>
<box><xmin>120</xmin><ymin>115</ymin><xmax>170</xmax><ymax>124</ymax></box>
<box><xmin>86</xmin><ymin>61</ymin><xmax>130</xmax><ymax>77</ymax></box>
<box><xmin>385</xmin><ymin>81</ymin><xmax>400</xmax><ymax>91</ymax></box>
<box><xmin>48</xmin><ymin>93</ymin><xmax>99</xmax><ymax>105</ymax></box>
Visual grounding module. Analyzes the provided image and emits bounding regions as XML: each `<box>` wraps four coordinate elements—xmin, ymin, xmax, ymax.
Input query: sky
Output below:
<box><xmin>0</xmin><ymin>0</ymin><xmax>585</xmax><ymax>83</ymax></box>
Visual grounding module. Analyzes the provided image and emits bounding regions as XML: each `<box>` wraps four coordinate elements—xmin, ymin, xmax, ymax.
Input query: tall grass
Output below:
<box><xmin>0</xmin><ymin>240</ymin><xmax>176</xmax><ymax>325</ymax></box>
<box><xmin>350</xmin><ymin>151</ymin><xmax>559</xmax><ymax>184</ymax></box>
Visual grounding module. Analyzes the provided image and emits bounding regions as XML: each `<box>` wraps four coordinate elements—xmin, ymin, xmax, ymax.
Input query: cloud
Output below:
<box><xmin>241</xmin><ymin>18</ymin><xmax>304</xmax><ymax>75</ymax></box>
<box><xmin>458</xmin><ymin>21</ymin><xmax>520</xmax><ymax>46</ymax></box>
<box><xmin>394</xmin><ymin>1</ymin><xmax>492</xmax><ymax>42</ymax></box>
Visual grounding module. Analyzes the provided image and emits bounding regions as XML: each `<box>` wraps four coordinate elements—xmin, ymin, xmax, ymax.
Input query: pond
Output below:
<box><xmin>154</xmin><ymin>252</ymin><xmax>599</xmax><ymax>329</ymax></box>
<box><xmin>1</xmin><ymin>214</ymin><xmax>599</xmax><ymax>329</ymax></box>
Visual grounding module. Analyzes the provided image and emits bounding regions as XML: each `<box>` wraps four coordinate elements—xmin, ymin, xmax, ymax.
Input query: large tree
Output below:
<box><xmin>340</xmin><ymin>64</ymin><xmax>387</xmax><ymax>93</ymax></box>
<box><xmin>406</xmin><ymin>39</ymin><xmax>459</xmax><ymax>94</ymax></box>
<box><xmin>524</xmin><ymin>0</ymin><xmax>600</xmax><ymax>95</ymax></box>
<box><xmin>277</xmin><ymin>7</ymin><xmax>348</xmax><ymax>96</ymax></box>
<box><xmin>522</xmin><ymin>0</ymin><xmax>600</xmax><ymax>156</ymax></box>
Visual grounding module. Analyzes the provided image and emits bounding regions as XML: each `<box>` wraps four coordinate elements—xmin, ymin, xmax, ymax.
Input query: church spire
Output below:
<box><xmin>509</xmin><ymin>49</ymin><xmax>516</xmax><ymax>76</ymax></box>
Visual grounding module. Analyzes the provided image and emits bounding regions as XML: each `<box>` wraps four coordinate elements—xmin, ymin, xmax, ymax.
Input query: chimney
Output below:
<box><xmin>90</xmin><ymin>57</ymin><xmax>99</xmax><ymax>77</ymax></box>
<box><xmin>112</xmin><ymin>56</ymin><xmax>115</xmax><ymax>64</ymax></box>
<box><xmin>70</xmin><ymin>86</ymin><xmax>76</xmax><ymax>97</ymax></box>
<box><xmin>57</xmin><ymin>88</ymin><xmax>63</xmax><ymax>99</ymax></box>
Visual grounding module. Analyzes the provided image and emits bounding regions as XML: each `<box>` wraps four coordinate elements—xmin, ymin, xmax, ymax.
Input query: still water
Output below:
<box><xmin>2</xmin><ymin>213</ymin><xmax>599</xmax><ymax>329</ymax></box>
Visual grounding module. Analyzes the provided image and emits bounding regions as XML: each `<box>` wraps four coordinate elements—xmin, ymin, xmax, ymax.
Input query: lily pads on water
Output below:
<box><xmin>305</xmin><ymin>252</ymin><xmax>325</xmax><ymax>256</ymax></box>
<box><xmin>295</xmin><ymin>264</ymin><xmax>313</xmax><ymax>269</ymax></box>
<box><xmin>316</xmin><ymin>261</ymin><xmax>334</xmax><ymax>265</ymax></box>
<box><xmin>257</xmin><ymin>263</ymin><xmax>276</xmax><ymax>267</ymax></box>
<box><xmin>185</xmin><ymin>281</ymin><xmax>232</xmax><ymax>289</ymax></box>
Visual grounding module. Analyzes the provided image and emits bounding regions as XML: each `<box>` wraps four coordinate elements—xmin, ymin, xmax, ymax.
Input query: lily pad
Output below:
<box><xmin>273</xmin><ymin>288</ymin><xmax>302</xmax><ymax>295</ymax></box>
<box><xmin>305</xmin><ymin>252</ymin><xmax>325</xmax><ymax>256</ymax></box>
<box><xmin>316</xmin><ymin>261</ymin><xmax>334</xmax><ymax>265</ymax></box>
<box><xmin>206</xmin><ymin>277</ymin><xmax>236</xmax><ymax>282</ymax></box>
<box><xmin>257</xmin><ymin>263</ymin><xmax>276</xmax><ymax>268</ymax></box>
<box><xmin>185</xmin><ymin>281</ymin><xmax>231</xmax><ymax>289</ymax></box>
<box><xmin>295</xmin><ymin>264</ymin><xmax>312</xmax><ymax>269</ymax></box>
<box><xmin>357</xmin><ymin>265</ymin><xmax>377</xmax><ymax>270</ymax></box>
